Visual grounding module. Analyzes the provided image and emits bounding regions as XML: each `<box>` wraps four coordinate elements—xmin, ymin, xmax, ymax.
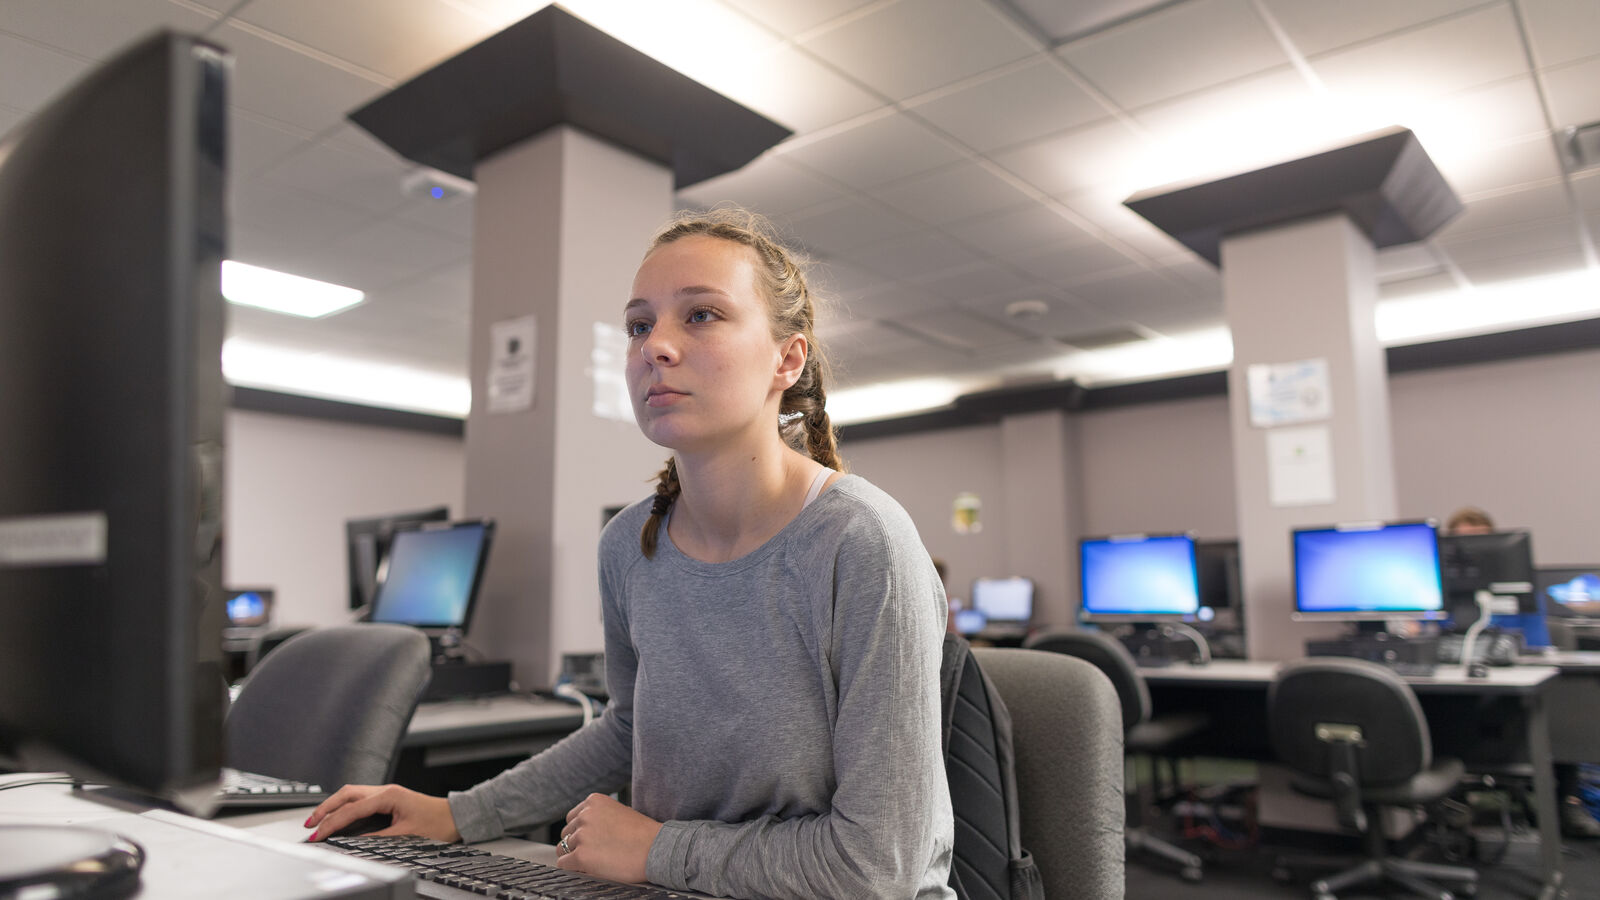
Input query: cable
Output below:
<box><xmin>553</xmin><ymin>682</ymin><xmax>597</xmax><ymax>726</ymax></box>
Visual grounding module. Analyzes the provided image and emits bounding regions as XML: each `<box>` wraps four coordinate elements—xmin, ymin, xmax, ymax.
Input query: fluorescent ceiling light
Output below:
<box><xmin>1376</xmin><ymin>268</ymin><xmax>1600</xmax><ymax>345</ymax></box>
<box><xmin>1057</xmin><ymin>328</ymin><xmax>1235</xmax><ymax>387</ymax></box>
<box><xmin>223</xmin><ymin>339</ymin><xmax>470</xmax><ymax>418</ymax></box>
<box><xmin>221</xmin><ymin>260</ymin><xmax>364</xmax><ymax>318</ymax></box>
<box><xmin>828</xmin><ymin>377</ymin><xmax>973</xmax><ymax>426</ymax></box>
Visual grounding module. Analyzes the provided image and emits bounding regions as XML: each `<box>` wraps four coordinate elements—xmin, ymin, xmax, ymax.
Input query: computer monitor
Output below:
<box><xmin>223</xmin><ymin>588</ymin><xmax>275</xmax><ymax>628</ymax></box>
<box><xmin>0</xmin><ymin>32</ymin><xmax>229</xmax><ymax>809</ymax></box>
<box><xmin>1439</xmin><ymin>530</ymin><xmax>1538</xmax><ymax>615</ymax></box>
<box><xmin>368</xmin><ymin>520</ymin><xmax>496</xmax><ymax>635</ymax></box>
<box><xmin>1196</xmin><ymin>539</ymin><xmax>1241</xmax><ymax>619</ymax></box>
<box><xmin>345</xmin><ymin>505</ymin><xmax>450</xmax><ymax>611</ymax></box>
<box><xmin>1079</xmin><ymin>534</ymin><xmax>1201</xmax><ymax>621</ymax></box>
<box><xmin>1537</xmin><ymin>566</ymin><xmax>1600</xmax><ymax>619</ymax></box>
<box><xmin>967</xmin><ymin>576</ymin><xmax>1034</xmax><ymax>633</ymax></box>
<box><xmin>1291</xmin><ymin>520</ymin><xmax>1446</xmax><ymax>622</ymax></box>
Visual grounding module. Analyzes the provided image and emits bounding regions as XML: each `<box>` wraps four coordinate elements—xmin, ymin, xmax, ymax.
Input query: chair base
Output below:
<box><xmin>1274</xmin><ymin>851</ymin><xmax>1477</xmax><ymax>900</ymax></box>
<box><xmin>1127</xmin><ymin>827</ymin><xmax>1202</xmax><ymax>882</ymax></box>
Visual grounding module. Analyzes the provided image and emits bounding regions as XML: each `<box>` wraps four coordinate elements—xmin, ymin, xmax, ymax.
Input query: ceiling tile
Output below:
<box><xmin>230</xmin><ymin>0</ymin><xmax>489</xmax><ymax>81</ymax></box>
<box><xmin>230</xmin><ymin>110</ymin><xmax>313</xmax><ymax>178</ymax></box>
<box><xmin>798</xmin><ymin>0</ymin><xmax>1037</xmax><ymax>102</ymax></box>
<box><xmin>1542</xmin><ymin>55</ymin><xmax>1600</xmax><ymax>129</ymax></box>
<box><xmin>720</xmin><ymin>43</ymin><xmax>885</xmax><ymax>133</ymax></box>
<box><xmin>1437</xmin><ymin>182</ymin><xmax>1576</xmax><ymax>237</ymax></box>
<box><xmin>960</xmin><ymin>291</ymin><xmax>1120</xmax><ymax>339</ymax></box>
<box><xmin>1157</xmin><ymin>257</ymin><xmax>1222</xmax><ymax>298</ymax></box>
<box><xmin>1004</xmin><ymin>0</ymin><xmax>1173</xmax><ymax>44</ymax></box>
<box><xmin>1259</xmin><ymin>0</ymin><xmax>1486</xmax><ymax>57</ymax></box>
<box><xmin>1451</xmin><ymin>245</ymin><xmax>1589</xmax><ymax>285</ymax></box>
<box><xmin>941</xmin><ymin>203</ymin><xmax>1101</xmax><ymax>260</ymax></box>
<box><xmin>1573</xmin><ymin>170</ymin><xmax>1600</xmax><ymax>212</ymax></box>
<box><xmin>1436</xmin><ymin>216</ymin><xmax>1582</xmax><ymax>264</ymax></box>
<box><xmin>1435</xmin><ymin>133</ymin><xmax>1565</xmax><ymax>197</ymax></box>
<box><xmin>1409</xmin><ymin>76</ymin><xmax>1555</xmax><ymax>156</ymax></box>
<box><xmin>910</xmin><ymin>261</ymin><xmax>1035</xmax><ymax>303</ymax></box>
<box><xmin>909</xmin><ymin>59</ymin><xmax>1107</xmax><ymax>153</ymax></box>
<box><xmin>230</xmin><ymin>177</ymin><xmax>378</xmax><ymax>245</ymax></box>
<box><xmin>218</xmin><ymin>22</ymin><xmax>389</xmax><ymax>134</ymax></box>
<box><xmin>815</xmin><ymin>317</ymin><xmax>936</xmax><ymax>357</ymax></box>
<box><xmin>1374</xmin><ymin>244</ymin><xmax>1443</xmax><ymax>281</ymax></box>
<box><xmin>899</xmin><ymin>308</ymin><xmax>1032</xmax><ymax>350</ymax></box>
<box><xmin>845</xmin><ymin>283</ymin><xmax>953</xmax><ymax>319</ymax></box>
<box><xmin>1069</xmin><ymin>268</ymin><xmax>1188</xmax><ymax>310</ymax></box>
<box><xmin>1377</xmin><ymin>270</ymin><xmax>1458</xmax><ymax>300</ymax></box>
<box><xmin>990</xmin><ymin>118</ymin><xmax>1151</xmax><ymax>197</ymax></box>
<box><xmin>779</xmin><ymin>111</ymin><xmax>966</xmax><ymax>189</ymax></box>
<box><xmin>261</xmin><ymin>140</ymin><xmax>416</xmax><ymax>215</ymax></box>
<box><xmin>0</xmin><ymin>0</ymin><xmax>218</xmax><ymax>60</ymax></box>
<box><xmin>1308</xmin><ymin>5</ymin><xmax>1528</xmax><ymax>108</ymax></box>
<box><xmin>0</xmin><ymin>33</ymin><xmax>90</xmax><ymax>111</ymax></box>
<box><xmin>0</xmin><ymin>107</ymin><xmax>24</xmax><ymax>135</ymax></box>
<box><xmin>323</xmin><ymin>219</ymin><xmax>471</xmax><ymax>291</ymax></box>
<box><xmin>869</xmin><ymin>162</ymin><xmax>1034</xmax><ymax>226</ymax></box>
<box><xmin>677</xmin><ymin>153</ymin><xmax>849</xmax><ymax>218</ymax></box>
<box><xmin>812</xmin><ymin>259</ymin><xmax>893</xmax><ymax>300</ymax></box>
<box><xmin>785</xmin><ymin>198</ymin><xmax>922</xmax><ymax>258</ymax></box>
<box><xmin>374</xmin><ymin>261</ymin><xmax>472</xmax><ymax>323</ymax></box>
<box><xmin>1012</xmin><ymin>241</ymin><xmax>1140</xmax><ymax>285</ymax></box>
<box><xmin>1519</xmin><ymin>0</ymin><xmax>1600</xmax><ymax>68</ymax></box>
<box><xmin>395</xmin><ymin>193</ymin><xmax>476</xmax><ymax>242</ymax></box>
<box><xmin>721</xmin><ymin>0</ymin><xmax>881</xmax><ymax>37</ymax></box>
<box><xmin>842</xmin><ymin>230</ymin><xmax>985</xmax><ymax>281</ymax></box>
<box><xmin>1058</xmin><ymin>0</ymin><xmax>1289</xmax><ymax>109</ymax></box>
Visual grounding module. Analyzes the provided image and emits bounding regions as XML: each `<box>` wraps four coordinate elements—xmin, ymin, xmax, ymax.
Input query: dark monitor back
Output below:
<box><xmin>369</xmin><ymin>520</ymin><xmax>496</xmax><ymax>632</ymax></box>
<box><xmin>1196</xmin><ymin>539</ymin><xmax>1241</xmax><ymax>614</ymax></box>
<box><xmin>0</xmin><ymin>32</ymin><xmax>229</xmax><ymax>804</ymax></box>
<box><xmin>1537</xmin><ymin>565</ymin><xmax>1600</xmax><ymax>619</ymax></box>
<box><xmin>1439</xmin><ymin>530</ymin><xmax>1537</xmax><ymax>614</ymax></box>
<box><xmin>345</xmin><ymin>505</ymin><xmax>450</xmax><ymax>611</ymax></box>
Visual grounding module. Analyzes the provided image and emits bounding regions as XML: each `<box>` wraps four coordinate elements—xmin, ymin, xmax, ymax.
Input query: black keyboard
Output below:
<box><xmin>213</xmin><ymin>767</ymin><xmax>329</xmax><ymax>809</ymax></box>
<box><xmin>324</xmin><ymin>833</ymin><xmax>690</xmax><ymax>899</ymax></box>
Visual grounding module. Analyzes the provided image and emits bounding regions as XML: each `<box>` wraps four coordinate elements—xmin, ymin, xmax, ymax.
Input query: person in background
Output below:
<box><xmin>1443</xmin><ymin>506</ymin><xmax>1600</xmax><ymax>839</ymax></box>
<box><xmin>305</xmin><ymin>209</ymin><xmax>956</xmax><ymax>897</ymax></box>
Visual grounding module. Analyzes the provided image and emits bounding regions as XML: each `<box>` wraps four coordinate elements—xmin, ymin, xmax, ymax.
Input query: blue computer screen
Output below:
<box><xmin>971</xmin><ymin>577</ymin><xmax>1034</xmax><ymax>623</ymax></box>
<box><xmin>1292</xmin><ymin>521</ymin><xmax>1443</xmax><ymax>618</ymax></box>
<box><xmin>1080</xmin><ymin>535</ymin><xmax>1199</xmax><ymax>618</ymax></box>
<box><xmin>370</xmin><ymin>522</ymin><xmax>491</xmax><ymax>629</ymax></box>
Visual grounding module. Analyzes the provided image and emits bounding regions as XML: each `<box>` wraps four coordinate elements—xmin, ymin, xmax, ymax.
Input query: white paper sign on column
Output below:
<box><xmin>1266</xmin><ymin>425</ymin><xmax>1336</xmax><ymax>507</ymax></box>
<box><xmin>488</xmin><ymin>315</ymin><xmax>536</xmax><ymax>414</ymax></box>
<box><xmin>1247</xmin><ymin>358</ymin><xmax>1331</xmax><ymax>427</ymax></box>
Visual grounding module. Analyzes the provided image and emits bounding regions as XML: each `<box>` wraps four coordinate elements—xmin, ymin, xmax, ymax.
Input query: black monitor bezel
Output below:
<box><xmin>1077</xmin><ymin>532</ymin><xmax>1202</xmax><ymax>622</ymax></box>
<box><xmin>368</xmin><ymin>519</ymin><xmax>496</xmax><ymax>633</ymax></box>
<box><xmin>344</xmin><ymin>505</ymin><xmax>451</xmax><ymax>611</ymax></box>
<box><xmin>1289</xmin><ymin>519</ymin><xmax>1446</xmax><ymax>622</ymax></box>
<box><xmin>968</xmin><ymin>575</ymin><xmax>1035</xmax><ymax>628</ymax></box>
<box><xmin>1535</xmin><ymin>565</ymin><xmax>1600</xmax><ymax>620</ymax></box>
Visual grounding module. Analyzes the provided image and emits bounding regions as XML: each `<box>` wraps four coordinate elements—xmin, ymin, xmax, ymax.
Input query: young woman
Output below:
<box><xmin>306</xmin><ymin>210</ymin><xmax>955</xmax><ymax>899</ymax></box>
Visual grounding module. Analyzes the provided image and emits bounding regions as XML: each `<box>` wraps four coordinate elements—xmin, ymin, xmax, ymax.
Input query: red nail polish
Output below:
<box><xmin>308</xmin><ymin>831</ymin><xmax>319</xmax><ymax>842</ymax></box>
<box><xmin>304</xmin><ymin>815</ymin><xmax>315</xmax><ymax>828</ymax></box>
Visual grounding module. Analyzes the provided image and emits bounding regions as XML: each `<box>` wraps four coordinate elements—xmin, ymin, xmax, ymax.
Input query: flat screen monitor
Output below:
<box><xmin>1079</xmin><ymin>534</ymin><xmax>1200</xmax><ymax>621</ymax></box>
<box><xmin>369</xmin><ymin>520</ymin><xmax>496</xmax><ymax>633</ymax></box>
<box><xmin>1291</xmin><ymin>520</ymin><xmax>1445</xmax><ymax>621</ymax></box>
<box><xmin>1196</xmin><ymin>539</ymin><xmax>1241</xmax><ymax>616</ymax></box>
<box><xmin>224</xmin><ymin>588</ymin><xmax>275</xmax><ymax>628</ymax></box>
<box><xmin>345</xmin><ymin>505</ymin><xmax>450</xmax><ymax>611</ymax></box>
<box><xmin>1439</xmin><ymin>530</ymin><xmax>1538</xmax><ymax>615</ymax></box>
<box><xmin>1537</xmin><ymin>566</ymin><xmax>1600</xmax><ymax>619</ymax></box>
<box><xmin>0</xmin><ymin>32</ymin><xmax>230</xmax><ymax>808</ymax></box>
<box><xmin>969</xmin><ymin>576</ymin><xmax>1034</xmax><ymax>631</ymax></box>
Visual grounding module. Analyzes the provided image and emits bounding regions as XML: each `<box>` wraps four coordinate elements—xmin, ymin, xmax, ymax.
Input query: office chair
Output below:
<box><xmin>971</xmin><ymin>647</ymin><xmax>1125</xmax><ymax>900</ymax></box>
<box><xmin>225</xmin><ymin>623</ymin><xmax>433</xmax><ymax>791</ymax></box>
<box><xmin>1024</xmin><ymin>629</ymin><xmax>1209</xmax><ymax>881</ymax></box>
<box><xmin>1268</xmin><ymin>657</ymin><xmax>1477</xmax><ymax>900</ymax></box>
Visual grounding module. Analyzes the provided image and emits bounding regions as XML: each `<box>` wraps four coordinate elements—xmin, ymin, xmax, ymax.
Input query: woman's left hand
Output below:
<box><xmin>555</xmin><ymin>792</ymin><xmax>663</xmax><ymax>884</ymax></box>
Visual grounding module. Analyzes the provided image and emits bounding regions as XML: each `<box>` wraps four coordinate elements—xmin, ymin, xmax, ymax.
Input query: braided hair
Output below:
<box><xmin>638</xmin><ymin>208</ymin><xmax>843</xmax><ymax>558</ymax></box>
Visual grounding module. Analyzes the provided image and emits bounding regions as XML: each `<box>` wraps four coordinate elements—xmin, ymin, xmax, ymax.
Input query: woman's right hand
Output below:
<box><xmin>304</xmin><ymin>783</ymin><xmax>461</xmax><ymax>843</ymax></box>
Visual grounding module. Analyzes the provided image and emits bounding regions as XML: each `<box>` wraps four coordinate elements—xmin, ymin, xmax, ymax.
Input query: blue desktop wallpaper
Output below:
<box><xmin>972</xmin><ymin>576</ymin><xmax>1033</xmax><ymax>621</ymax></box>
<box><xmin>1294</xmin><ymin>523</ymin><xmax>1443</xmax><ymax>614</ymax></box>
<box><xmin>1547</xmin><ymin>573</ymin><xmax>1600</xmax><ymax>609</ymax></box>
<box><xmin>1081</xmin><ymin>536</ymin><xmax>1199</xmax><ymax>616</ymax></box>
<box><xmin>371</xmin><ymin>524</ymin><xmax>486</xmax><ymax>627</ymax></box>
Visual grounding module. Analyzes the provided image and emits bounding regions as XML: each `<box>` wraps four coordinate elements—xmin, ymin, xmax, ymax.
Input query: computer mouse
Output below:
<box><xmin>323</xmin><ymin>813</ymin><xmax>393</xmax><ymax>839</ymax></box>
<box><xmin>1467</xmin><ymin>662</ymin><xmax>1490</xmax><ymax>679</ymax></box>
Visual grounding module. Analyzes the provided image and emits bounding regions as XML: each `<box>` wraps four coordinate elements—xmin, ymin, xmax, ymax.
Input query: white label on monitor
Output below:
<box><xmin>0</xmin><ymin>512</ymin><xmax>107</xmax><ymax>567</ymax></box>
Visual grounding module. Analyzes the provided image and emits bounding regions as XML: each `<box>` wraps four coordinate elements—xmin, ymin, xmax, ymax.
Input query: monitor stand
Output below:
<box><xmin>1117</xmin><ymin>622</ymin><xmax>1212</xmax><ymax>667</ymax></box>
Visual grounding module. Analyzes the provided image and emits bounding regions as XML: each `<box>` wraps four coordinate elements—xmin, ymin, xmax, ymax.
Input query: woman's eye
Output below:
<box><xmin>689</xmin><ymin>309</ymin><xmax>713</xmax><ymax>324</ymax></box>
<box><xmin>626</xmin><ymin>320</ymin><xmax>650</xmax><ymax>337</ymax></box>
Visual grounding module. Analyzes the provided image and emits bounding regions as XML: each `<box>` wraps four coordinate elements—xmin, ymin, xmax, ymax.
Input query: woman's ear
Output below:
<box><xmin>774</xmin><ymin>333</ymin><xmax>807</xmax><ymax>391</ymax></box>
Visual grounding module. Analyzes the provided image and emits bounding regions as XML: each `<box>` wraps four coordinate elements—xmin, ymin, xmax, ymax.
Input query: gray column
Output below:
<box><xmin>465</xmin><ymin>127</ymin><xmax>671</xmax><ymax>685</ymax></box>
<box><xmin>1221</xmin><ymin>214</ymin><xmax>1396</xmax><ymax>660</ymax></box>
<box><xmin>998</xmin><ymin>409</ymin><xmax>1080</xmax><ymax>627</ymax></box>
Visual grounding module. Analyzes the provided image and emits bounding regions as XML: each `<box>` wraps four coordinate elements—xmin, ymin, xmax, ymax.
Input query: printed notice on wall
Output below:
<box><xmin>1266</xmin><ymin>426</ymin><xmax>1336</xmax><ymax>507</ymax></box>
<box><xmin>1247</xmin><ymin>358</ymin><xmax>1331</xmax><ymax>427</ymax></box>
<box><xmin>487</xmin><ymin>316</ymin><xmax>536</xmax><ymax>413</ymax></box>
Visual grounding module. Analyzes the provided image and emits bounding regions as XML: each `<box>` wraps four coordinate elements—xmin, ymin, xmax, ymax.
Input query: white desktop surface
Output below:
<box><xmin>1140</xmin><ymin>658</ymin><xmax>1560</xmax><ymax>691</ymax></box>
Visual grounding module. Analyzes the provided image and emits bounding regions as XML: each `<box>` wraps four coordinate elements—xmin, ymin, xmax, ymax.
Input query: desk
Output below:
<box><xmin>396</xmin><ymin>694</ymin><xmax>585</xmax><ymax>795</ymax></box>
<box><xmin>1142</xmin><ymin>660</ymin><xmax>1563</xmax><ymax>900</ymax></box>
<box><xmin>1520</xmin><ymin>651</ymin><xmax>1600</xmax><ymax>766</ymax></box>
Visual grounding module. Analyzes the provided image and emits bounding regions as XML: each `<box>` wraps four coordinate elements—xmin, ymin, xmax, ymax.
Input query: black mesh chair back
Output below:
<box><xmin>1025</xmin><ymin>630</ymin><xmax>1149</xmax><ymax>735</ymax></box>
<box><xmin>225</xmin><ymin>623</ymin><xmax>432</xmax><ymax>791</ymax></box>
<box><xmin>1269</xmin><ymin>657</ymin><xmax>1431</xmax><ymax>789</ymax></box>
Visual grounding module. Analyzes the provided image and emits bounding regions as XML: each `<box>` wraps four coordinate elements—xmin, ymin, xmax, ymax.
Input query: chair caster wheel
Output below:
<box><xmin>1180</xmin><ymin>866</ymin><xmax>1201</xmax><ymax>883</ymax></box>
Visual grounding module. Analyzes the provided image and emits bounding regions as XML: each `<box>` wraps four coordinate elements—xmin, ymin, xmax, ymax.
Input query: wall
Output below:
<box><xmin>223</xmin><ymin>409</ymin><xmax>465</xmax><ymax>630</ymax></box>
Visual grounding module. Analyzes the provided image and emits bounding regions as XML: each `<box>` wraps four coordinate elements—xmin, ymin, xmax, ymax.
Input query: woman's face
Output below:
<box><xmin>625</xmin><ymin>235</ymin><xmax>804</xmax><ymax>454</ymax></box>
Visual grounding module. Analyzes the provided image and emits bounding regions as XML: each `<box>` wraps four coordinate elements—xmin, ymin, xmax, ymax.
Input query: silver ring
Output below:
<box><xmin>559</xmin><ymin>835</ymin><xmax>571</xmax><ymax>854</ymax></box>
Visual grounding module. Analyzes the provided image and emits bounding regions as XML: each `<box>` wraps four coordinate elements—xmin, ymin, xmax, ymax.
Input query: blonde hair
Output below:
<box><xmin>639</xmin><ymin>208</ymin><xmax>843</xmax><ymax>558</ymax></box>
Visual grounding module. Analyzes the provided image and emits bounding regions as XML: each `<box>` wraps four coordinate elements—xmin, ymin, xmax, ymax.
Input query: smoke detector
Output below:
<box><xmin>1004</xmin><ymin>299</ymin><xmax>1050</xmax><ymax>320</ymax></box>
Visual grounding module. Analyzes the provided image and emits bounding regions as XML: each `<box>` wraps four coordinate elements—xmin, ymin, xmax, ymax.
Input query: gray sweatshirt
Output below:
<box><xmin>448</xmin><ymin>474</ymin><xmax>955</xmax><ymax>900</ymax></box>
